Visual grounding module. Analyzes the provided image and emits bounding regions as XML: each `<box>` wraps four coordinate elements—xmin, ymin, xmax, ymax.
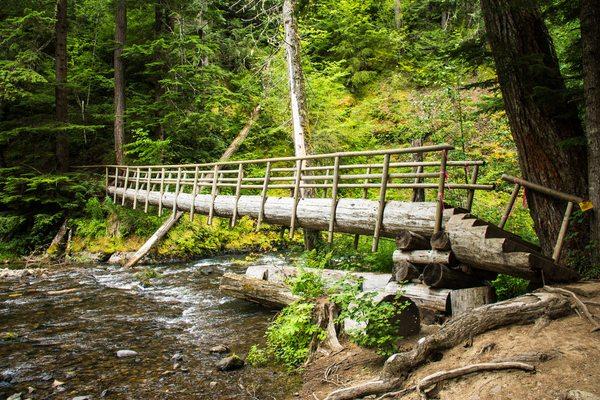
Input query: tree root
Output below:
<box><xmin>306</xmin><ymin>299</ymin><xmax>344</xmax><ymax>366</ymax></box>
<box><xmin>543</xmin><ymin>286</ymin><xmax>600</xmax><ymax>332</ymax></box>
<box><xmin>324</xmin><ymin>285</ymin><xmax>600</xmax><ymax>400</ymax></box>
<box><xmin>373</xmin><ymin>362</ymin><xmax>534</xmax><ymax>399</ymax></box>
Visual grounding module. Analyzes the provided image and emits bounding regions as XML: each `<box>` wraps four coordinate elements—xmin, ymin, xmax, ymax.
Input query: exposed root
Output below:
<box><xmin>415</xmin><ymin>361</ymin><xmax>534</xmax><ymax>399</ymax></box>
<box><xmin>543</xmin><ymin>286</ymin><xmax>600</xmax><ymax>332</ymax></box>
<box><xmin>373</xmin><ymin>362</ymin><xmax>534</xmax><ymax>399</ymax></box>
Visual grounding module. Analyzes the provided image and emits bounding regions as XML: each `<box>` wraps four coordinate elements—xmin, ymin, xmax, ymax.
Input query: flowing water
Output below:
<box><xmin>0</xmin><ymin>254</ymin><xmax>299</xmax><ymax>400</ymax></box>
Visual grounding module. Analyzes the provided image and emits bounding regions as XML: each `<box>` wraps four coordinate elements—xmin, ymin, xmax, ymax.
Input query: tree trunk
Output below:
<box><xmin>581</xmin><ymin>0</ymin><xmax>600</xmax><ymax>264</ymax></box>
<box><xmin>480</xmin><ymin>0</ymin><xmax>589</xmax><ymax>258</ymax></box>
<box><xmin>55</xmin><ymin>0</ymin><xmax>69</xmax><ymax>172</ymax></box>
<box><xmin>282</xmin><ymin>0</ymin><xmax>321</xmax><ymax>250</ymax></box>
<box><xmin>220</xmin><ymin>105</ymin><xmax>261</xmax><ymax>160</ymax></box>
<box><xmin>113</xmin><ymin>0</ymin><xmax>126</xmax><ymax>165</ymax></box>
<box><xmin>394</xmin><ymin>0</ymin><xmax>402</xmax><ymax>29</ymax></box>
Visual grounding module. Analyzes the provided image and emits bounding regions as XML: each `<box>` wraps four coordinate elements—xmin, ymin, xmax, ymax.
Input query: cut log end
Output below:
<box><xmin>396</xmin><ymin>230</ymin><xmax>430</xmax><ymax>250</ymax></box>
<box><xmin>393</xmin><ymin>261</ymin><xmax>421</xmax><ymax>282</ymax></box>
<box><xmin>430</xmin><ymin>230</ymin><xmax>451</xmax><ymax>250</ymax></box>
<box><xmin>422</xmin><ymin>263</ymin><xmax>484</xmax><ymax>289</ymax></box>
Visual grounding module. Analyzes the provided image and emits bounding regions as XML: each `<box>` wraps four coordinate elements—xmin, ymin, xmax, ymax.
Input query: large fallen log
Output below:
<box><xmin>219</xmin><ymin>272</ymin><xmax>300</xmax><ymax>308</ymax></box>
<box><xmin>108</xmin><ymin>186</ymin><xmax>463</xmax><ymax>238</ymax></box>
<box><xmin>324</xmin><ymin>282</ymin><xmax>600</xmax><ymax>400</ymax></box>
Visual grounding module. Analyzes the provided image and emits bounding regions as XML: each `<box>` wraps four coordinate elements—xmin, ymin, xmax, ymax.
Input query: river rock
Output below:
<box><xmin>565</xmin><ymin>390</ymin><xmax>600</xmax><ymax>400</ymax></box>
<box><xmin>116</xmin><ymin>350</ymin><xmax>138</xmax><ymax>358</ymax></box>
<box><xmin>171</xmin><ymin>353</ymin><xmax>183</xmax><ymax>362</ymax></box>
<box><xmin>107</xmin><ymin>252</ymin><xmax>135</xmax><ymax>265</ymax></box>
<box><xmin>72</xmin><ymin>396</ymin><xmax>91</xmax><ymax>400</ymax></box>
<box><xmin>209</xmin><ymin>345</ymin><xmax>229</xmax><ymax>354</ymax></box>
<box><xmin>0</xmin><ymin>268</ymin><xmax>47</xmax><ymax>281</ymax></box>
<box><xmin>7</xmin><ymin>393</ymin><xmax>21</xmax><ymax>400</ymax></box>
<box><xmin>216</xmin><ymin>355</ymin><xmax>244</xmax><ymax>371</ymax></box>
<box><xmin>209</xmin><ymin>381</ymin><xmax>217</xmax><ymax>389</ymax></box>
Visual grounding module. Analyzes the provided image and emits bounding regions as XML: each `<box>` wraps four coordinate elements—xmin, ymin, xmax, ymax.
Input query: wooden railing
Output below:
<box><xmin>84</xmin><ymin>144</ymin><xmax>494</xmax><ymax>251</ymax></box>
<box><xmin>499</xmin><ymin>174</ymin><xmax>590</xmax><ymax>262</ymax></box>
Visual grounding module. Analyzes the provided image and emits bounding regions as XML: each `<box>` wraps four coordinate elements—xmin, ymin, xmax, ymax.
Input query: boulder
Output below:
<box><xmin>209</xmin><ymin>345</ymin><xmax>229</xmax><ymax>354</ymax></box>
<box><xmin>216</xmin><ymin>355</ymin><xmax>244</xmax><ymax>371</ymax></box>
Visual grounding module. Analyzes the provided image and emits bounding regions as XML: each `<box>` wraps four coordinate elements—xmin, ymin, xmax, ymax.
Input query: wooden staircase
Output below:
<box><xmin>445</xmin><ymin>212</ymin><xmax>580</xmax><ymax>282</ymax></box>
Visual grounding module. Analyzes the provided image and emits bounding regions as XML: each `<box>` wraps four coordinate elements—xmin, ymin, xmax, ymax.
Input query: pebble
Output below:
<box><xmin>52</xmin><ymin>380</ymin><xmax>64</xmax><ymax>388</ymax></box>
<box><xmin>72</xmin><ymin>396</ymin><xmax>91</xmax><ymax>400</ymax></box>
<box><xmin>171</xmin><ymin>353</ymin><xmax>183</xmax><ymax>362</ymax></box>
<box><xmin>117</xmin><ymin>350</ymin><xmax>138</xmax><ymax>358</ymax></box>
<box><xmin>209</xmin><ymin>381</ymin><xmax>217</xmax><ymax>389</ymax></box>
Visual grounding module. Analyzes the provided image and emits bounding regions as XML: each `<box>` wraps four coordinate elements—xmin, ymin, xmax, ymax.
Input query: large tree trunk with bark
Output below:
<box><xmin>113</xmin><ymin>0</ymin><xmax>126</xmax><ymax>165</ymax></box>
<box><xmin>282</xmin><ymin>0</ymin><xmax>321</xmax><ymax>250</ymax></box>
<box><xmin>55</xmin><ymin>0</ymin><xmax>69</xmax><ymax>172</ymax></box>
<box><xmin>480</xmin><ymin>0</ymin><xmax>588</xmax><ymax>258</ymax></box>
<box><xmin>581</xmin><ymin>0</ymin><xmax>600</xmax><ymax>264</ymax></box>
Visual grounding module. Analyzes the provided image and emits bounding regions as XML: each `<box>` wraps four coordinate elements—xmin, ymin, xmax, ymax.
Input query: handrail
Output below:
<box><xmin>499</xmin><ymin>174</ymin><xmax>591</xmax><ymax>263</ymax></box>
<box><xmin>75</xmin><ymin>143</ymin><xmax>455</xmax><ymax>169</ymax></box>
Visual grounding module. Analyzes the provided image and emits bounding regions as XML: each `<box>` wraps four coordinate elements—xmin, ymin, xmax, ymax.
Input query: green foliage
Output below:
<box><xmin>246</xmin><ymin>345</ymin><xmax>270</xmax><ymax>367</ymax></box>
<box><xmin>265</xmin><ymin>301</ymin><xmax>324</xmax><ymax>368</ymax></box>
<box><xmin>491</xmin><ymin>274</ymin><xmax>529</xmax><ymax>301</ymax></box>
<box><xmin>288</xmin><ymin>268</ymin><xmax>326</xmax><ymax>299</ymax></box>
<box><xmin>330</xmin><ymin>280</ymin><xmax>409</xmax><ymax>356</ymax></box>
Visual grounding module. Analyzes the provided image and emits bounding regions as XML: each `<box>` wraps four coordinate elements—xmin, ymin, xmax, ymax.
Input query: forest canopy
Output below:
<box><xmin>0</xmin><ymin>0</ymin><xmax>598</xmax><ymax>272</ymax></box>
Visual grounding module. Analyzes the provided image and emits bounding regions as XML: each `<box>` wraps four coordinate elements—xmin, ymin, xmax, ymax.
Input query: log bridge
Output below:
<box><xmin>82</xmin><ymin>143</ymin><xmax>585</xmax><ymax>317</ymax></box>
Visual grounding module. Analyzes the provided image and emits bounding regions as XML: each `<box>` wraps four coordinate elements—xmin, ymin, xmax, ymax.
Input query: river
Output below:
<box><xmin>0</xmin><ymin>254</ymin><xmax>299</xmax><ymax>399</ymax></box>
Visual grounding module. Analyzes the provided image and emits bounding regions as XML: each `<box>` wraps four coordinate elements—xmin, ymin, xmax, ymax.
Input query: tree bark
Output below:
<box><xmin>282</xmin><ymin>0</ymin><xmax>321</xmax><ymax>250</ymax></box>
<box><xmin>480</xmin><ymin>0</ymin><xmax>589</xmax><ymax>258</ymax></box>
<box><xmin>393</xmin><ymin>0</ymin><xmax>402</xmax><ymax>29</ymax></box>
<box><xmin>220</xmin><ymin>105</ymin><xmax>261</xmax><ymax>161</ymax></box>
<box><xmin>581</xmin><ymin>0</ymin><xmax>600</xmax><ymax>264</ymax></box>
<box><xmin>113</xmin><ymin>0</ymin><xmax>126</xmax><ymax>165</ymax></box>
<box><xmin>55</xmin><ymin>0</ymin><xmax>69</xmax><ymax>172</ymax></box>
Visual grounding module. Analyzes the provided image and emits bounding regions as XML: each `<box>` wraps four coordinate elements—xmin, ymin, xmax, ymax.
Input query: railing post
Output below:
<box><xmin>104</xmin><ymin>166</ymin><xmax>109</xmax><ymax>195</ymax></box>
<box><xmin>208</xmin><ymin>165</ymin><xmax>219</xmax><ymax>225</ymax></box>
<box><xmin>328</xmin><ymin>156</ymin><xmax>340</xmax><ymax>244</ymax></box>
<box><xmin>231</xmin><ymin>163</ymin><xmax>244</xmax><ymax>228</ymax></box>
<box><xmin>433</xmin><ymin>150</ymin><xmax>448</xmax><ymax>234</ymax></box>
<box><xmin>256</xmin><ymin>161</ymin><xmax>272</xmax><ymax>231</ymax></box>
<box><xmin>158</xmin><ymin>167</ymin><xmax>165</xmax><ymax>216</ymax></box>
<box><xmin>121</xmin><ymin>166</ymin><xmax>130</xmax><ymax>206</ymax></box>
<box><xmin>372</xmin><ymin>154</ymin><xmax>390</xmax><ymax>252</ymax></box>
<box><xmin>144</xmin><ymin>167</ymin><xmax>151</xmax><ymax>213</ymax></box>
<box><xmin>133</xmin><ymin>167</ymin><xmax>141</xmax><ymax>209</ymax></box>
<box><xmin>190</xmin><ymin>166</ymin><xmax>199</xmax><ymax>221</ymax></box>
<box><xmin>465</xmin><ymin>164</ymin><xmax>479</xmax><ymax>212</ymax></box>
<box><xmin>289</xmin><ymin>159</ymin><xmax>303</xmax><ymax>239</ymax></box>
<box><xmin>498</xmin><ymin>183</ymin><xmax>521</xmax><ymax>229</ymax></box>
<box><xmin>172</xmin><ymin>166</ymin><xmax>182</xmax><ymax>214</ymax></box>
<box><xmin>113</xmin><ymin>166</ymin><xmax>119</xmax><ymax>203</ymax></box>
<box><xmin>552</xmin><ymin>201</ymin><xmax>574</xmax><ymax>261</ymax></box>
<box><xmin>354</xmin><ymin>166</ymin><xmax>371</xmax><ymax>249</ymax></box>
<box><xmin>411</xmin><ymin>164</ymin><xmax>424</xmax><ymax>202</ymax></box>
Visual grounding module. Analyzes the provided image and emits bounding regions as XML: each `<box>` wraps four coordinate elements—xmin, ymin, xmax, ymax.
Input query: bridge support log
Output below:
<box><xmin>393</xmin><ymin>249</ymin><xmax>455</xmax><ymax>265</ymax></box>
<box><xmin>395</xmin><ymin>230</ymin><xmax>430</xmax><ymax>250</ymax></box>
<box><xmin>422</xmin><ymin>263</ymin><xmax>484</xmax><ymax>289</ymax></box>
<box><xmin>107</xmin><ymin>186</ymin><xmax>461</xmax><ymax>238</ymax></box>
